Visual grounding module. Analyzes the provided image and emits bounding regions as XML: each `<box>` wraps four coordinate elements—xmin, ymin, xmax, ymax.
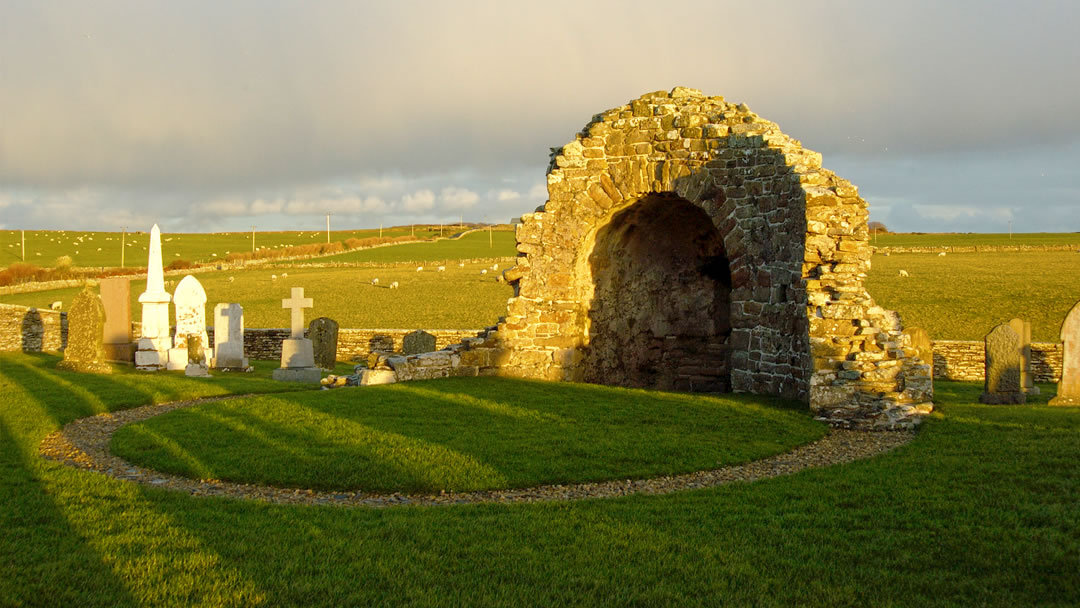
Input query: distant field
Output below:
<box><xmin>2</xmin><ymin>263</ymin><xmax>513</xmax><ymax>329</ymax></box>
<box><xmin>865</xmin><ymin>251</ymin><xmax>1080</xmax><ymax>342</ymax></box>
<box><xmin>0</xmin><ymin>227</ymin><xmax>444</xmax><ymax>268</ymax></box>
<box><xmin>872</xmin><ymin>232</ymin><xmax>1080</xmax><ymax>248</ymax></box>
<box><xmin>292</xmin><ymin>229</ymin><xmax>517</xmax><ymax>264</ymax></box>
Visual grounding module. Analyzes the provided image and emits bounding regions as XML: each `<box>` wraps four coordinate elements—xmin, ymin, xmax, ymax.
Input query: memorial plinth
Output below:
<box><xmin>272</xmin><ymin>287</ymin><xmax>321</xmax><ymax>384</ymax></box>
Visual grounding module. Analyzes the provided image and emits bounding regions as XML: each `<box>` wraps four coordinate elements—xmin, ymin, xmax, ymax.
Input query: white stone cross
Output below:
<box><xmin>282</xmin><ymin>287</ymin><xmax>313</xmax><ymax>339</ymax></box>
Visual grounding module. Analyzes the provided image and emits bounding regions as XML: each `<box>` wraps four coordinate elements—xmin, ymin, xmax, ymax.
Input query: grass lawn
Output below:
<box><xmin>2</xmin><ymin>262</ymin><xmax>513</xmax><ymax>329</ymax></box>
<box><xmin>3</xmin><ymin>351</ymin><xmax>1079</xmax><ymax>606</ymax></box>
<box><xmin>865</xmin><ymin>251</ymin><xmax>1080</xmax><ymax>342</ymax></box>
<box><xmin>872</xmin><ymin>232</ymin><xmax>1080</xmax><ymax>248</ymax></box>
<box><xmin>0</xmin><ymin>228</ymin><xmax>442</xmax><ymax>268</ymax></box>
<box><xmin>285</xmin><ymin>228</ymin><xmax>517</xmax><ymax>264</ymax></box>
<box><xmin>111</xmin><ymin>378</ymin><xmax>824</xmax><ymax>493</ymax></box>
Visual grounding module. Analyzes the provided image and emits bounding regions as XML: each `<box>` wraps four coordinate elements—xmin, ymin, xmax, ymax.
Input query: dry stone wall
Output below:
<box><xmin>0</xmin><ymin>303</ymin><xmax>67</xmax><ymax>352</ymax></box>
<box><xmin>934</xmin><ymin>340</ymin><xmax>1062</xmax><ymax>383</ymax></box>
<box><xmin>494</xmin><ymin>88</ymin><xmax>933</xmax><ymax>430</ymax></box>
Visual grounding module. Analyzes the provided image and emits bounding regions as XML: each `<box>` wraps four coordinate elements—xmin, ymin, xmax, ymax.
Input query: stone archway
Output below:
<box><xmin>583</xmin><ymin>193</ymin><xmax>731</xmax><ymax>392</ymax></box>
<box><xmin>493</xmin><ymin>87</ymin><xmax>933</xmax><ymax>430</ymax></box>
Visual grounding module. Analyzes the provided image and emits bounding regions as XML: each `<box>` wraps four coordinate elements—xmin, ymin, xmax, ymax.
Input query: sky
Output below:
<box><xmin>2</xmin><ymin>0</ymin><xmax>1078</xmax><ymax>234</ymax></box>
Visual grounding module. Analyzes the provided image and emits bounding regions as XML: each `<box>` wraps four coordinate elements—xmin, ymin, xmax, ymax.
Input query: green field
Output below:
<box><xmin>112</xmin><ymin>377</ymin><xmax>822</xmax><ymax>493</ymax></box>
<box><xmin>872</xmin><ymin>232</ymin><xmax>1080</xmax><ymax>248</ymax></box>
<box><xmin>0</xmin><ymin>227</ymin><xmax>445</xmax><ymax>268</ymax></box>
<box><xmin>3</xmin><ymin>352</ymin><xmax>1079</xmax><ymax>606</ymax></box>
<box><xmin>287</xmin><ymin>228</ymin><xmax>517</xmax><ymax>264</ymax></box>
<box><xmin>865</xmin><ymin>251</ymin><xmax>1080</xmax><ymax>342</ymax></box>
<box><xmin>2</xmin><ymin>262</ymin><xmax>513</xmax><ymax>329</ymax></box>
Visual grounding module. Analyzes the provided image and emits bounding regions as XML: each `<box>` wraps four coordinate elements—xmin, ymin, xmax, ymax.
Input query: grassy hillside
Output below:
<box><xmin>872</xmin><ymin>232</ymin><xmax>1080</xmax><ymax>248</ymax></box>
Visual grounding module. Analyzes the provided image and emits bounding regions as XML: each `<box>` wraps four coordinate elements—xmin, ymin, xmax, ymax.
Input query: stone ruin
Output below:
<box><xmin>361</xmin><ymin>88</ymin><xmax>933</xmax><ymax>430</ymax></box>
<box><xmin>497</xmin><ymin>88</ymin><xmax>932</xmax><ymax>429</ymax></box>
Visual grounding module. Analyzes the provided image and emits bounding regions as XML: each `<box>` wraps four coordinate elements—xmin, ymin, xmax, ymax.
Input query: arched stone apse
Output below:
<box><xmin>498</xmin><ymin>87</ymin><xmax>933</xmax><ymax>430</ymax></box>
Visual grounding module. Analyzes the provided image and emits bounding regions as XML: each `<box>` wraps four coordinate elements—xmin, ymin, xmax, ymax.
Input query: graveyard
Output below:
<box><xmin>2</xmin><ymin>87</ymin><xmax>1079</xmax><ymax>606</ymax></box>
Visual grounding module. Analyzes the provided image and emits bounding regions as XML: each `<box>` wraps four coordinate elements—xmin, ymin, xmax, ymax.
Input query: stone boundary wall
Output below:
<box><xmin>0</xmin><ymin>279</ymin><xmax>92</xmax><ymax>296</ymax></box>
<box><xmin>933</xmin><ymin>340</ymin><xmax>1062</xmax><ymax>383</ymax></box>
<box><xmin>874</xmin><ymin>245</ymin><xmax>1079</xmax><ymax>254</ymax></box>
<box><xmin>0</xmin><ymin>303</ymin><xmax>67</xmax><ymax>352</ymax></box>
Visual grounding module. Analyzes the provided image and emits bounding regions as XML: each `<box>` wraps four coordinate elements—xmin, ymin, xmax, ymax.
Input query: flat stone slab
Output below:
<box><xmin>272</xmin><ymin>367</ymin><xmax>322</xmax><ymax>384</ymax></box>
<box><xmin>39</xmin><ymin>394</ymin><xmax>916</xmax><ymax>508</ymax></box>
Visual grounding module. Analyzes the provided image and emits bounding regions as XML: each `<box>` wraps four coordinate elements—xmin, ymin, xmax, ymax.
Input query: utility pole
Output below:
<box><xmin>411</xmin><ymin>224</ymin><xmax>415</xmax><ymax>237</ymax></box>
<box><xmin>326</xmin><ymin>213</ymin><xmax>331</xmax><ymax>244</ymax></box>
<box><xmin>251</xmin><ymin>226</ymin><xmax>256</xmax><ymax>253</ymax></box>
<box><xmin>379</xmin><ymin>223</ymin><xmax>383</xmax><ymax>238</ymax></box>
<box><xmin>121</xmin><ymin>227</ymin><xmax>126</xmax><ymax>268</ymax></box>
<box><xmin>21</xmin><ymin>230</ymin><xmax>25</xmax><ymax>261</ymax></box>
<box><xmin>1009</xmin><ymin>220</ymin><xmax>1013</xmax><ymax>239</ymax></box>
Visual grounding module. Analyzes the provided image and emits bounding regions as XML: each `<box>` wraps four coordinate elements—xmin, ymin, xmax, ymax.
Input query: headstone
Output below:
<box><xmin>167</xmin><ymin>275</ymin><xmax>211</xmax><ymax>371</ymax></box>
<box><xmin>100</xmin><ymin>276</ymin><xmax>135</xmax><ymax>362</ymax></box>
<box><xmin>209</xmin><ymin>303</ymin><xmax>250</xmax><ymax>371</ymax></box>
<box><xmin>902</xmin><ymin>327</ymin><xmax>934</xmax><ymax>376</ymax></box>
<box><xmin>135</xmin><ymin>224</ymin><xmax>172</xmax><ymax>370</ymax></box>
<box><xmin>56</xmin><ymin>286</ymin><xmax>112</xmax><ymax>374</ymax></box>
<box><xmin>309</xmin><ymin>317</ymin><xmax>339</xmax><ymax>370</ymax></box>
<box><xmin>979</xmin><ymin>323</ymin><xmax>1026</xmax><ymax>405</ymax></box>
<box><xmin>1050</xmin><ymin>300</ymin><xmax>1080</xmax><ymax>406</ymax></box>
<box><xmin>403</xmin><ymin>329</ymin><xmax>436</xmax><ymax>355</ymax></box>
<box><xmin>1007</xmin><ymin>318</ymin><xmax>1039</xmax><ymax>395</ymax></box>
<box><xmin>272</xmin><ymin>287</ymin><xmax>321</xmax><ymax>383</ymax></box>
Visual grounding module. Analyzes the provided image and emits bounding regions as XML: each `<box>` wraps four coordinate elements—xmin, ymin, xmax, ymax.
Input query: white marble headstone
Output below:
<box><xmin>168</xmin><ymin>275</ymin><xmax>210</xmax><ymax>369</ymax></box>
<box><xmin>211</xmin><ymin>303</ymin><xmax>249</xmax><ymax>369</ymax></box>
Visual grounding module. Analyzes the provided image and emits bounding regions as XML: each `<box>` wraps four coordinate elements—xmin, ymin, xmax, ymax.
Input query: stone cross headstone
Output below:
<box><xmin>403</xmin><ymin>329</ymin><xmax>437</xmax><ymax>355</ymax></box>
<box><xmin>1007</xmin><ymin>318</ymin><xmax>1039</xmax><ymax>395</ymax></box>
<box><xmin>979</xmin><ymin>323</ymin><xmax>1026</xmax><ymax>404</ymax></box>
<box><xmin>1050</xmin><ymin>300</ymin><xmax>1080</xmax><ymax>406</ymax></box>
<box><xmin>309</xmin><ymin>317</ymin><xmax>339</xmax><ymax>370</ymax></box>
<box><xmin>135</xmin><ymin>224</ymin><xmax>172</xmax><ymax>370</ymax></box>
<box><xmin>57</xmin><ymin>285</ymin><xmax>112</xmax><ymax>374</ymax></box>
<box><xmin>272</xmin><ymin>287</ymin><xmax>320</xmax><ymax>383</ymax></box>
<box><xmin>210</xmin><ymin>303</ymin><xmax>250</xmax><ymax>370</ymax></box>
<box><xmin>167</xmin><ymin>275</ymin><xmax>210</xmax><ymax>370</ymax></box>
<box><xmin>99</xmin><ymin>276</ymin><xmax>135</xmax><ymax>362</ymax></box>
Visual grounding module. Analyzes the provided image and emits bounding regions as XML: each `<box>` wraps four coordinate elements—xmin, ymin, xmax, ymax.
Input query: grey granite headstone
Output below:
<box><xmin>979</xmin><ymin>323</ymin><xmax>1025</xmax><ymax>405</ymax></box>
<box><xmin>1050</xmin><ymin>300</ymin><xmax>1080</xmax><ymax>406</ymax></box>
<box><xmin>1007</xmin><ymin>318</ymin><xmax>1039</xmax><ymax>395</ymax></box>
<box><xmin>210</xmin><ymin>303</ymin><xmax>250</xmax><ymax>370</ymax></box>
<box><xmin>403</xmin><ymin>330</ymin><xmax>436</xmax><ymax>355</ymax></box>
<box><xmin>309</xmin><ymin>317</ymin><xmax>339</xmax><ymax>370</ymax></box>
<box><xmin>57</xmin><ymin>286</ymin><xmax>112</xmax><ymax>374</ymax></box>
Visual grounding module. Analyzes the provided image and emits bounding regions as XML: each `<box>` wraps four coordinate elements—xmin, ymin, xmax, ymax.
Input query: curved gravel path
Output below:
<box><xmin>39</xmin><ymin>395</ymin><xmax>916</xmax><ymax>508</ymax></box>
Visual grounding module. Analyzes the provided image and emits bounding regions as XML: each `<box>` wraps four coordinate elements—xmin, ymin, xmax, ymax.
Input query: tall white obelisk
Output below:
<box><xmin>134</xmin><ymin>224</ymin><xmax>173</xmax><ymax>370</ymax></box>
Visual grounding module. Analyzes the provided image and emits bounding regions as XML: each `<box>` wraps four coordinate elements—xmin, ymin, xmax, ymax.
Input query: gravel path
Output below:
<box><xmin>39</xmin><ymin>395</ymin><xmax>916</xmax><ymax>508</ymax></box>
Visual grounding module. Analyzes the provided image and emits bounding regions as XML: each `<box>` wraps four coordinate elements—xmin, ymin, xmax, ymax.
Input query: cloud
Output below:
<box><xmin>494</xmin><ymin>189</ymin><xmax>521</xmax><ymax>202</ymax></box>
<box><xmin>440</xmin><ymin>187</ymin><xmax>479</xmax><ymax>210</ymax></box>
<box><xmin>401</xmin><ymin>189</ymin><xmax>436</xmax><ymax>212</ymax></box>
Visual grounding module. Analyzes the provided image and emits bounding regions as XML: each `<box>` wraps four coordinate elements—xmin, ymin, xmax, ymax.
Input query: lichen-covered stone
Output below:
<box><xmin>56</xmin><ymin>286</ymin><xmax>111</xmax><ymax>374</ymax></box>
<box><xmin>980</xmin><ymin>324</ymin><xmax>1026</xmax><ymax>405</ymax></box>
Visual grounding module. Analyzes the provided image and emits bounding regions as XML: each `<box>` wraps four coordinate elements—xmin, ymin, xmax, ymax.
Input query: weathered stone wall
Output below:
<box><xmin>934</xmin><ymin>340</ymin><xmax>1062</xmax><ymax>383</ymax></box>
<box><xmin>496</xmin><ymin>88</ymin><xmax>931</xmax><ymax>429</ymax></box>
<box><xmin>0</xmin><ymin>303</ymin><xmax>67</xmax><ymax>352</ymax></box>
<box><xmin>874</xmin><ymin>245</ymin><xmax>1079</xmax><ymax>254</ymax></box>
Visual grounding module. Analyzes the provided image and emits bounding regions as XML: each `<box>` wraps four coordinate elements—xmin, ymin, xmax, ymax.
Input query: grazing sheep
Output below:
<box><xmin>371</xmin><ymin>278</ymin><xmax>379</xmax><ymax>285</ymax></box>
<box><xmin>416</xmin><ymin>266</ymin><xmax>424</xmax><ymax>272</ymax></box>
<box><xmin>437</xmin><ymin>266</ymin><xmax>446</xmax><ymax>272</ymax></box>
<box><xmin>281</xmin><ymin>272</ymin><xmax>288</xmax><ymax>278</ymax></box>
<box><xmin>491</xmin><ymin>263</ymin><xmax>499</xmax><ymax>271</ymax></box>
<box><xmin>481</xmin><ymin>269</ymin><xmax>488</xmax><ymax>275</ymax></box>
<box><xmin>898</xmin><ymin>270</ymin><xmax>909</xmax><ymax>277</ymax></box>
<box><xmin>458</xmin><ymin>262</ymin><xmax>465</xmax><ymax>268</ymax></box>
<box><xmin>50</xmin><ymin>301</ymin><xmax>62</xmax><ymax>310</ymax></box>
<box><xmin>389</xmin><ymin>281</ymin><xmax>399</xmax><ymax>289</ymax></box>
<box><xmin>938</xmin><ymin>252</ymin><xmax>946</xmax><ymax>257</ymax></box>
<box><xmin>228</xmin><ymin>276</ymin><xmax>235</xmax><ymax>283</ymax></box>
<box><xmin>271</xmin><ymin>274</ymin><xmax>278</xmax><ymax>280</ymax></box>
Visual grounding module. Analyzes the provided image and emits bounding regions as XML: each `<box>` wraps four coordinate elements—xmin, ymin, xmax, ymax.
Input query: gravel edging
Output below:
<box><xmin>39</xmin><ymin>395</ymin><xmax>916</xmax><ymax>508</ymax></box>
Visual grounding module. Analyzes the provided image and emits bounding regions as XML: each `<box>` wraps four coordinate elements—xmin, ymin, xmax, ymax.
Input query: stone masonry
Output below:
<box><xmin>491</xmin><ymin>88</ymin><xmax>932</xmax><ymax>430</ymax></box>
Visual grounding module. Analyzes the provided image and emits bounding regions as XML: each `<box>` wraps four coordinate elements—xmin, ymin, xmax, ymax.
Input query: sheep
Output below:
<box><xmin>491</xmin><ymin>263</ymin><xmax>499</xmax><ymax>271</ymax></box>
<box><xmin>458</xmin><ymin>262</ymin><xmax>465</xmax><ymax>268</ymax></box>
<box><xmin>480</xmin><ymin>269</ymin><xmax>488</xmax><ymax>275</ymax></box>
<box><xmin>437</xmin><ymin>266</ymin><xmax>446</xmax><ymax>272</ymax></box>
<box><xmin>228</xmin><ymin>276</ymin><xmax>235</xmax><ymax>283</ymax></box>
<box><xmin>389</xmin><ymin>281</ymin><xmax>399</xmax><ymax>289</ymax></box>
<box><xmin>371</xmin><ymin>278</ymin><xmax>379</xmax><ymax>285</ymax></box>
<box><xmin>416</xmin><ymin>266</ymin><xmax>424</xmax><ymax>272</ymax></box>
<box><xmin>281</xmin><ymin>272</ymin><xmax>288</xmax><ymax>278</ymax></box>
<box><xmin>898</xmin><ymin>270</ymin><xmax>909</xmax><ymax>277</ymax></box>
<box><xmin>50</xmin><ymin>301</ymin><xmax>62</xmax><ymax>311</ymax></box>
<box><xmin>271</xmin><ymin>274</ymin><xmax>278</xmax><ymax>280</ymax></box>
<box><xmin>938</xmin><ymin>252</ymin><xmax>947</xmax><ymax>257</ymax></box>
